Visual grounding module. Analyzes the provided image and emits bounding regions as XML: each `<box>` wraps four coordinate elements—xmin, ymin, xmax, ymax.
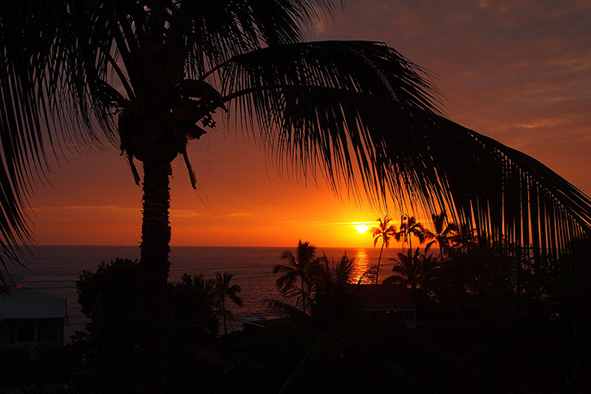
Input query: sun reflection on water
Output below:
<box><xmin>351</xmin><ymin>250</ymin><xmax>373</xmax><ymax>284</ymax></box>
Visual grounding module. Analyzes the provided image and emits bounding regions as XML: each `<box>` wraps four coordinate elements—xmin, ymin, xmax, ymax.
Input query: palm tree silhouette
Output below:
<box><xmin>397</xmin><ymin>216</ymin><xmax>433</xmax><ymax>252</ymax></box>
<box><xmin>384</xmin><ymin>248</ymin><xmax>423</xmax><ymax>290</ymax></box>
<box><xmin>267</xmin><ymin>252</ymin><xmax>361</xmax><ymax>330</ymax></box>
<box><xmin>451</xmin><ymin>223</ymin><xmax>478</xmax><ymax>253</ymax></box>
<box><xmin>213</xmin><ymin>272</ymin><xmax>243</xmax><ymax>336</ymax></box>
<box><xmin>370</xmin><ymin>216</ymin><xmax>397</xmax><ymax>284</ymax></box>
<box><xmin>273</xmin><ymin>240</ymin><xmax>320</xmax><ymax>314</ymax></box>
<box><xmin>426</xmin><ymin>212</ymin><xmax>458</xmax><ymax>264</ymax></box>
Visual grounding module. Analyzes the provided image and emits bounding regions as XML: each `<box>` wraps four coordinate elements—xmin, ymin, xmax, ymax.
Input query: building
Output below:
<box><xmin>0</xmin><ymin>283</ymin><xmax>67</xmax><ymax>350</ymax></box>
<box><xmin>357</xmin><ymin>284</ymin><xmax>416</xmax><ymax>328</ymax></box>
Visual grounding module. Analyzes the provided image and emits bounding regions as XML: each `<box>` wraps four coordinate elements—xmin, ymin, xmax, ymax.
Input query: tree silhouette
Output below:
<box><xmin>268</xmin><ymin>252</ymin><xmax>362</xmax><ymax>331</ymax></box>
<box><xmin>213</xmin><ymin>272</ymin><xmax>243</xmax><ymax>336</ymax></box>
<box><xmin>397</xmin><ymin>216</ymin><xmax>432</xmax><ymax>252</ymax></box>
<box><xmin>450</xmin><ymin>223</ymin><xmax>478</xmax><ymax>253</ymax></box>
<box><xmin>426</xmin><ymin>211</ymin><xmax>458</xmax><ymax>264</ymax></box>
<box><xmin>168</xmin><ymin>273</ymin><xmax>218</xmax><ymax>350</ymax></box>
<box><xmin>384</xmin><ymin>248</ymin><xmax>422</xmax><ymax>291</ymax></box>
<box><xmin>370</xmin><ymin>216</ymin><xmax>397</xmax><ymax>284</ymax></box>
<box><xmin>273</xmin><ymin>240</ymin><xmax>320</xmax><ymax>314</ymax></box>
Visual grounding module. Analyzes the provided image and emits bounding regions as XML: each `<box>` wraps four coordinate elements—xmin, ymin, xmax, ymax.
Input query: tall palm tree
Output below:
<box><xmin>213</xmin><ymin>272</ymin><xmax>243</xmax><ymax>336</ymax></box>
<box><xmin>426</xmin><ymin>211</ymin><xmax>458</xmax><ymax>264</ymax></box>
<box><xmin>397</xmin><ymin>216</ymin><xmax>433</xmax><ymax>253</ymax></box>
<box><xmin>370</xmin><ymin>216</ymin><xmax>397</xmax><ymax>284</ymax></box>
<box><xmin>273</xmin><ymin>240</ymin><xmax>320</xmax><ymax>314</ymax></box>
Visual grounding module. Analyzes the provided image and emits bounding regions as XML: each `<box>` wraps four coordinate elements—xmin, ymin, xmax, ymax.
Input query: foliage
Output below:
<box><xmin>273</xmin><ymin>240</ymin><xmax>321</xmax><ymax>314</ymax></box>
<box><xmin>0</xmin><ymin>345</ymin><xmax>83</xmax><ymax>393</ymax></box>
<box><xmin>279</xmin><ymin>334</ymin><xmax>416</xmax><ymax>394</ymax></box>
<box><xmin>370</xmin><ymin>216</ymin><xmax>397</xmax><ymax>284</ymax></box>
<box><xmin>213</xmin><ymin>272</ymin><xmax>243</xmax><ymax>336</ymax></box>
<box><xmin>75</xmin><ymin>258</ymin><xmax>221</xmax><ymax>391</ymax></box>
<box><xmin>76</xmin><ymin>258</ymin><xmax>140</xmax><ymax>360</ymax></box>
<box><xmin>311</xmin><ymin>254</ymin><xmax>363</xmax><ymax>331</ymax></box>
<box><xmin>413</xmin><ymin>241</ymin><xmax>516</xmax><ymax>323</ymax></box>
<box><xmin>396</xmin><ymin>216</ymin><xmax>433</xmax><ymax>251</ymax></box>
<box><xmin>426</xmin><ymin>211</ymin><xmax>458</xmax><ymax>264</ymax></box>
<box><xmin>384</xmin><ymin>247</ymin><xmax>437</xmax><ymax>290</ymax></box>
<box><xmin>168</xmin><ymin>273</ymin><xmax>219</xmax><ymax>352</ymax></box>
<box><xmin>268</xmin><ymin>250</ymin><xmax>362</xmax><ymax>333</ymax></box>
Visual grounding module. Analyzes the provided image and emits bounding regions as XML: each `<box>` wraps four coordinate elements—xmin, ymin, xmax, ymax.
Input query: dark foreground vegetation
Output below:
<box><xmin>1</xmin><ymin>235</ymin><xmax>590</xmax><ymax>393</ymax></box>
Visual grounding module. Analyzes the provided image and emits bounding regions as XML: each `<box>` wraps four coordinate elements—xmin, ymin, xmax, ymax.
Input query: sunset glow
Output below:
<box><xmin>26</xmin><ymin>1</ymin><xmax>591</xmax><ymax>247</ymax></box>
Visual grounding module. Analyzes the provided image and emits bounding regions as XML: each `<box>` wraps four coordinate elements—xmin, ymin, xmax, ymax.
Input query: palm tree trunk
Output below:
<box><xmin>301</xmin><ymin>276</ymin><xmax>306</xmax><ymax>314</ymax></box>
<box><xmin>222</xmin><ymin>298</ymin><xmax>227</xmax><ymax>336</ymax></box>
<box><xmin>376</xmin><ymin>243</ymin><xmax>384</xmax><ymax>284</ymax></box>
<box><xmin>138</xmin><ymin>161</ymin><xmax>171</xmax><ymax>394</ymax></box>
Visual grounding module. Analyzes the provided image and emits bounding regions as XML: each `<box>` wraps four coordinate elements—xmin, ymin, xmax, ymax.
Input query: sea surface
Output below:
<box><xmin>3</xmin><ymin>245</ymin><xmax>404</xmax><ymax>340</ymax></box>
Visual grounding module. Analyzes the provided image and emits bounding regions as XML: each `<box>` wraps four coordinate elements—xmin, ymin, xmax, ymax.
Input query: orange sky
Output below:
<box><xmin>28</xmin><ymin>0</ymin><xmax>591</xmax><ymax>248</ymax></box>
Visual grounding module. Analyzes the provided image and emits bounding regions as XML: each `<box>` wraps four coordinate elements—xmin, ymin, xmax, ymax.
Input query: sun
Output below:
<box><xmin>355</xmin><ymin>224</ymin><xmax>369</xmax><ymax>234</ymax></box>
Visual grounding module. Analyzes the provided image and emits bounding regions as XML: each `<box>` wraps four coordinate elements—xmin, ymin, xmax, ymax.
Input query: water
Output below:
<box><xmin>3</xmin><ymin>245</ymin><xmax>404</xmax><ymax>339</ymax></box>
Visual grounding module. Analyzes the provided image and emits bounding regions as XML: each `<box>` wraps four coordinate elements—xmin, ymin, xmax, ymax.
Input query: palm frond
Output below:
<box><xmin>263</xmin><ymin>298</ymin><xmax>311</xmax><ymax>322</ymax></box>
<box><xmin>215</xmin><ymin>42</ymin><xmax>590</xmax><ymax>256</ymax></box>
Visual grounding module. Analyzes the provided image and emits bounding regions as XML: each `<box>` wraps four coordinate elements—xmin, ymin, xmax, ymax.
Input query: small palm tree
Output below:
<box><xmin>213</xmin><ymin>272</ymin><xmax>243</xmax><ymax>336</ymax></box>
<box><xmin>370</xmin><ymin>216</ymin><xmax>397</xmax><ymax>284</ymax></box>
<box><xmin>267</xmin><ymin>253</ymin><xmax>361</xmax><ymax>331</ymax></box>
<box><xmin>384</xmin><ymin>248</ymin><xmax>423</xmax><ymax>290</ymax></box>
<box><xmin>311</xmin><ymin>254</ymin><xmax>361</xmax><ymax>330</ymax></box>
<box><xmin>426</xmin><ymin>211</ymin><xmax>458</xmax><ymax>264</ymax></box>
<box><xmin>451</xmin><ymin>223</ymin><xmax>477</xmax><ymax>253</ymax></box>
<box><xmin>273</xmin><ymin>240</ymin><xmax>320</xmax><ymax>314</ymax></box>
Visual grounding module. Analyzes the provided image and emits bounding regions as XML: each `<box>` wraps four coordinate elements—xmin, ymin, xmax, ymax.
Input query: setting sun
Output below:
<box><xmin>355</xmin><ymin>224</ymin><xmax>369</xmax><ymax>234</ymax></box>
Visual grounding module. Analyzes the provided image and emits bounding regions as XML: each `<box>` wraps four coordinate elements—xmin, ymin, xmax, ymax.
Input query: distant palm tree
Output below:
<box><xmin>426</xmin><ymin>212</ymin><xmax>458</xmax><ymax>264</ymax></box>
<box><xmin>384</xmin><ymin>248</ymin><xmax>423</xmax><ymax>291</ymax></box>
<box><xmin>311</xmin><ymin>254</ymin><xmax>362</xmax><ymax>330</ymax></box>
<box><xmin>451</xmin><ymin>223</ymin><xmax>477</xmax><ymax>253</ymax></box>
<box><xmin>213</xmin><ymin>272</ymin><xmax>243</xmax><ymax>336</ymax></box>
<box><xmin>273</xmin><ymin>240</ymin><xmax>321</xmax><ymax>314</ymax></box>
<box><xmin>267</xmin><ymin>253</ymin><xmax>361</xmax><ymax>330</ymax></box>
<box><xmin>397</xmin><ymin>216</ymin><xmax>433</xmax><ymax>253</ymax></box>
<box><xmin>370</xmin><ymin>216</ymin><xmax>397</xmax><ymax>284</ymax></box>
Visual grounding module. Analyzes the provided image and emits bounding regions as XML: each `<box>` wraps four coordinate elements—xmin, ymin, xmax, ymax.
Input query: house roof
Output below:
<box><xmin>357</xmin><ymin>284</ymin><xmax>416</xmax><ymax>310</ymax></box>
<box><xmin>0</xmin><ymin>288</ymin><xmax>67</xmax><ymax>321</ymax></box>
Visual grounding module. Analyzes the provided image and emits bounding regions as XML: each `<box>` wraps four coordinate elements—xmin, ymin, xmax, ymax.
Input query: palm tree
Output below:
<box><xmin>397</xmin><ymin>216</ymin><xmax>433</xmax><ymax>252</ymax></box>
<box><xmin>267</xmin><ymin>253</ymin><xmax>361</xmax><ymax>331</ymax></box>
<box><xmin>273</xmin><ymin>240</ymin><xmax>321</xmax><ymax>314</ymax></box>
<box><xmin>384</xmin><ymin>248</ymin><xmax>423</xmax><ymax>291</ymax></box>
<box><xmin>451</xmin><ymin>223</ymin><xmax>478</xmax><ymax>253</ymax></box>
<box><xmin>213</xmin><ymin>272</ymin><xmax>243</xmax><ymax>336</ymax></box>
<box><xmin>310</xmin><ymin>254</ymin><xmax>362</xmax><ymax>330</ymax></box>
<box><xmin>426</xmin><ymin>211</ymin><xmax>458</xmax><ymax>264</ymax></box>
<box><xmin>370</xmin><ymin>216</ymin><xmax>397</xmax><ymax>284</ymax></box>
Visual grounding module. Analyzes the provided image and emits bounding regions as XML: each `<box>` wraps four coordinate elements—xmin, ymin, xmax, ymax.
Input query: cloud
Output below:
<box><xmin>32</xmin><ymin>205</ymin><xmax>136</xmax><ymax>212</ymax></box>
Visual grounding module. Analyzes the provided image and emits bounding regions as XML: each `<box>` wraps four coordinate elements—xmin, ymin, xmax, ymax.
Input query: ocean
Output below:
<box><xmin>4</xmin><ymin>245</ymin><xmax>404</xmax><ymax>339</ymax></box>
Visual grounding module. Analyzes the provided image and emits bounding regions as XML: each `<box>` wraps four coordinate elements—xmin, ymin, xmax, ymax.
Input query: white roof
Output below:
<box><xmin>0</xmin><ymin>288</ymin><xmax>67</xmax><ymax>321</ymax></box>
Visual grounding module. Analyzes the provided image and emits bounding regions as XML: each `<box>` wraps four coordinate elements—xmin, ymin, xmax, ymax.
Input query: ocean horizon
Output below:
<box><xmin>4</xmin><ymin>245</ymin><xmax>408</xmax><ymax>339</ymax></box>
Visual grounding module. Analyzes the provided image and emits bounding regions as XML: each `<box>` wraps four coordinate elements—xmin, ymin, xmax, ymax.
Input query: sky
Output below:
<box><xmin>27</xmin><ymin>0</ymin><xmax>591</xmax><ymax>248</ymax></box>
